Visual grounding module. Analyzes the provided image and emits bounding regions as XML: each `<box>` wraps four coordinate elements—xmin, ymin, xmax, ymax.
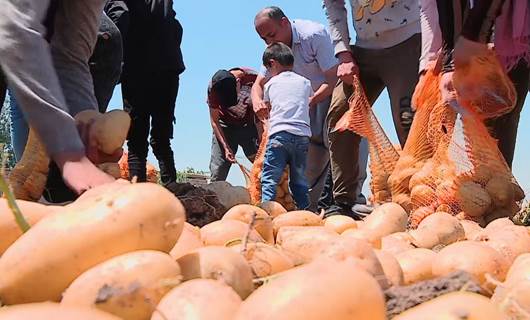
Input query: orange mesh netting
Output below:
<box><xmin>453</xmin><ymin>50</ymin><xmax>516</xmax><ymax>119</ymax></box>
<box><xmin>408</xmin><ymin>104</ymin><xmax>524</xmax><ymax>228</ymax></box>
<box><xmin>334</xmin><ymin>75</ymin><xmax>399</xmax><ymax>204</ymax></box>
<box><xmin>238</xmin><ymin>126</ymin><xmax>296</xmax><ymax>211</ymax></box>
<box><xmin>388</xmin><ymin>66</ymin><xmax>441</xmax><ymax>206</ymax></box>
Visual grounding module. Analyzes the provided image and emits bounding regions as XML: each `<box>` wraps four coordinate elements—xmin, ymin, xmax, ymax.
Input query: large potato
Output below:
<box><xmin>0</xmin><ymin>182</ymin><xmax>185</xmax><ymax>304</ymax></box>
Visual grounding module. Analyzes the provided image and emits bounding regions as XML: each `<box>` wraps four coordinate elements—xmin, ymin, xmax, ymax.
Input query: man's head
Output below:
<box><xmin>254</xmin><ymin>6</ymin><xmax>292</xmax><ymax>46</ymax></box>
<box><xmin>262</xmin><ymin>42</ymin><xmax>294</xmax><ymax>76</ymax></box>
<box><xmin>211</xmin><ymin>70</ymin><xmax>241</xmax><ymax>108</ymax></box>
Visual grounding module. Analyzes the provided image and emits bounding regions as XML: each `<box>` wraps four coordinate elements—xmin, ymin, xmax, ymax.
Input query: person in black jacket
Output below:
<box><xmin>105</xmin><ymin>0</ymin><xmax>185</xmax><ymax>190</ymax></box>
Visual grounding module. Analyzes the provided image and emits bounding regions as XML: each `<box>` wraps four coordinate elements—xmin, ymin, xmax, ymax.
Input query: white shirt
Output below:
<box><xmin>263</xmin><ymin>71</ymin><xmax>313</xmax><ymax>137</ymax></box>
<box><xmin>259</xmin><ymin>19</ymin><xmax>338</xmax><ymax>91</ymax></box>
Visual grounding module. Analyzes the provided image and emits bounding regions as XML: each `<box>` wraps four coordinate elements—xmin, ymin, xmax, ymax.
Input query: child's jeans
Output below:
<box><xmin>261</xmin><ymin>131</ymin><xmax>310</xmax><ymax>210</ymax></box>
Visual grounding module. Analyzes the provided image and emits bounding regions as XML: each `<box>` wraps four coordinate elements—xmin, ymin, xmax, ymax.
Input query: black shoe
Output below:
<box><xmin>324</xmin><ymin>203</ymin><xmax>364</xmax><ymax>221</ymax></box>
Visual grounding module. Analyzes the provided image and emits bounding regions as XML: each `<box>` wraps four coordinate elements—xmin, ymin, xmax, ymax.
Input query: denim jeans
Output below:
<box><xmin>8</xmin><ymin>92</ymin><xmax>29</xmax><ymax>162</ymax></box>
<box><xmin>261</xmin><ymin>131</ymin><xmax>310</xmax><ymax>210</ymax></box>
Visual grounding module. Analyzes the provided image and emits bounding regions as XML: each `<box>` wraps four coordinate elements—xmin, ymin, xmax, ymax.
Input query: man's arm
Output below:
<box><xmin>322</xmin><ymin>0</ymin><xmax>358</xmax><ymax>84</ymax></box>
<box><xmin>310</xmin><ymin>65</ymin><xmax>338</xmax><ymax>107</ymax></box>
<box><xmin>209</xmin><ymin>108</ymin><xmax>235</xmax><ymax>163</ymax></box>
<box><xmin>104</xmin><ymin>0</ymin><xmax>130</xmax><ymax>42</ymax></box>
<box><xmin>251</xmin><ymin>74</ymin><xmax>270</xmax><ymax>121</ymax></box>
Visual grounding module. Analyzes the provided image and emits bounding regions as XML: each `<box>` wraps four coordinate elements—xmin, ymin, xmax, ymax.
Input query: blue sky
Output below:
<box><xmin>108</xmin><ymin>1</ymin><xmax>530</xmax><ymax>198</ymax></box>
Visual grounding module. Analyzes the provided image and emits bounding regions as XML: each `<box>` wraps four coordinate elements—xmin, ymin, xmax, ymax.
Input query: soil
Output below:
<box><xmin>170</xmin><ymin>183</ymin><xmax>227</xmax><ymax>227</ymax></box>
<box><xmin>385</xmin><ymin>271</ymin><xmax>485</xmax><ymax>318</ymax></box>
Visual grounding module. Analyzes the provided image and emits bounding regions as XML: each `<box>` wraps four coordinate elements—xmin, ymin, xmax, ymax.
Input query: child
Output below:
<box><xmin>261</xmin><ymin>42</ymin><xmax>313</xmax><ymax>210</ymax></box>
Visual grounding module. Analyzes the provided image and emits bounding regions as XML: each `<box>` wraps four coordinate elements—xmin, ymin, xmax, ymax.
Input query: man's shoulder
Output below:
<box><xmin>292</xmin><ymin>19</ymin><xmax>329</xmax><ymax>39</ymax></box>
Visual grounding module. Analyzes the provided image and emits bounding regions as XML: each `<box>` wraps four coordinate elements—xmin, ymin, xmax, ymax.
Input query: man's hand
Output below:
<box><xmin>54</xmin><ymin>151</ymin><xmax>115</xmax><ymax>195</ymax></box>
<box><xmin>440</xmin><ymin>71</ymin><xmax>457</xmax><ymax>105</ymax></box>
<box><xmin>454</xmin><ymin>36</ymin><xmax>488</xmax><ymax>69</ymax></box>
<box><xmin>224</xmin><ymin>147</ymin><xmax>236</xmax><ymax>163</ymax></box>
<box><xmin>336</xmin><ymin>51</ymin><xmax>359</xmax><ymax>85</ymax></box>
<box><xmin>309</xmin><ymin>96</ymin><xmax>317</xmax><ymax>108</ymax></box>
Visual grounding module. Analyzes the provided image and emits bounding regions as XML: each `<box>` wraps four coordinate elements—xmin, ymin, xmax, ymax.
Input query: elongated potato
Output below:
<box><xmin>0</xmin><ymin>302</ymin><xmax>120</xmax><ymax>320</ymax></box>
<box><xmin>222</xmin><ymin>204</ymin><xmax>273</xmax><ymax>243</ymax></box>
<box><xmin>0</xmin><ymin>199</ymin><xmax>62</xmax><ymax>255</ymax></box>
<box><xmin>62</xmin><ymin>250</ymin><xmax>181</xmax><ymax>320</ymax></box>
<box><xmin>362</xmin><ymin>202</ymin><xmax>407</xmax><ymax>239</ymax></box>
<box><xmin>394</xmin><ymin>292</ymin><xmax>504</xmax><ymax>320</ymax></box>
<box><xmin>234</xmin><ymin>259</ymin><xmax>386</xmax><ymax>320</ymax></box>
<box><xmin>272</xmin><ymin>210</ymin><xmax>323</xmax><ymax>236</ymax></box>
<box><xmin>0</xmin><ymin>182</ymin><xmax>185</xmax><ymax>304</ymax></box>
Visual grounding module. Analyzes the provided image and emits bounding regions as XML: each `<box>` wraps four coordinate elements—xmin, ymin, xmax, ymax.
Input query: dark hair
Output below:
<box><xmin>262</xmin><ymin>42</ymin><xmax>294</xmax><ymax>67</ymax></box>
<box><xmin>261</xmin><ymin>6</ymin><xmax>286</xmax><ymax>21</ymax></box>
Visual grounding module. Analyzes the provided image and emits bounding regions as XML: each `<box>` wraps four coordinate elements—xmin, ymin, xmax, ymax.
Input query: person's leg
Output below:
<box><xmin>210</xmin><ymin>135</ymin><xmax>231</xmax><ymax>182</ymax></box>
<box><xmin>123</xmin><ymin>73</ymin><xmax>150</xmax><ymax>182</ymax></box>
<box><xmin>289</xmin><ymin>135</ymin><xmax>310</xmax><ymax>210</ymax></box>
<box><xmin>317</xmin><ymin>166</ymin><xmax>334</xmax><ymax>210</ymax></box>
<box><xmin>327</xmin><ymin>46</ymin><xmax>385</xmax><ymax>213</ymax></box>
<box><xmin>149</xmin><ymin>72</ymin><xmax>179</xmax><ymax>186</ymax></box>
<box><xmin>379</xmin><ymin>34</ymin><xmax>421</xmax><ymax>146</ymax></box>
<box><xmin>237</xmin><ymin>124</ymin><xmax>259</xmax><ymax>163</ymax></box>
<box><xmin>306</xmin><ymin>96</ymin><xmax>332</xmax><ymax>212</ymax></box>
<box><xmin>487</xmin><ymin>60</ymin><xmax>529</xmax><ymax>168</ymax></box>
<box><xmin>261</xmin><ymin>132</ymin><xmax>289</xmax><ymax>202</ymax></box>
<box><xmin>89</xmin><ymin>12</ymin><xmax>123</xmax><ymax>112</ymax></box>
<box><xmin>8</xmin><ymin>91</ymin><xmax>29</xmax><ymax>162</ymax></box>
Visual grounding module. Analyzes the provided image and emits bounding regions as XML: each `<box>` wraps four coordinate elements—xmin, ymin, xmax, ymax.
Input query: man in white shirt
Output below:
<box><xmin>252</xmin><ymin>6</ymin><xmax>340</xmax><ymax>214</ymax></box>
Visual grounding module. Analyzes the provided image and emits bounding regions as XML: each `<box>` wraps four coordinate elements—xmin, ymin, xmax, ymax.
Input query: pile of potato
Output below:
<box><xmin>1</xmin><ymin>190</ymin><xmax>528</xmax><ymax>319</ymax></box>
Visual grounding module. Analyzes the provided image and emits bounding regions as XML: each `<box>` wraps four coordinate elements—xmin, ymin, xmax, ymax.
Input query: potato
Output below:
<box><xmin>151</xmin><ymin>279</ymin><xmax>241</xmax><ymax>320</ymax></box>
<box><xmin>0</xmin><ymin>182</ymin><xmax>185</xmax><ymax>304</ymax></box>
<box><xmin>177</xmin><ymin>246</ymin><xmax>254</xmax><ymax>299</ymax></box>
<box><xmin>363</xmin><ymin>202</ymin><xmax>408</xmax><ymax>239</ymax></box>
<box><xmin>234</xmin><ymin>259</ymin><xmax>386</xmax><ymax>320</ymax></box>
<box><xmin>381</xmin><ymin>232</ymin><xmax>415</xmax><ymax>255</ymax></box>
<box><xmin>0</xmin><ymin>199</ymin><xmax>61</xmax><ymax>255</ymax></box>
<box><xmin>479</xmin><ymin>225</ymin><xmax>530</xmax><ymax>266</ymax></box>
<box><xmin>374</xmin><ymin>250</ymin><xmax>404</xmax><ymax>287</ymax></box>
<box><xmin>258</xmin><ymin>201</ymin><xmax>287</xmax><ymax>218</ymax></box>
<box><xmin>200</xmin><ymin>220</ymin><xmax>264</xmax><ymax>246</ymax></box>
<box><xmin>317</xmin><ymin>237</ymin><xmax>390</xmax><ymax>289</ymax></box>
<box><xmin>342</xmin><ymin>228</ymin><xmax>382</xmax><ymax>249</ymax></box>
<box><xmin>276</xmin><ymin>226</ymin><xmax>339</xmax><ymax>265</ymax></box>
<box><xmin>410</xmin><ymin>184</ymin><xmax>435</xmax><ymax>206</ymax></box>
<box><xmin>392</xmin><ymin>193</ymin><xmax>412</xmax><ymax>212</ymax></box>
<box><xmin>62</xmin><ymin>251</ymin><xmax>181</xmax><ymax>320</ymax></box>
<box><xmin>457</xmin><ymin>181</ymin><xmax>492</xmax><ymax>217</ymax></box>
<box><xmin>272</xmin><ymin>210</ymin><xmax>323</xmax><ymax>236</ymax></box>
<box><xmin>0</xmin><ymin>302</ymin><xmax>120</xmax><ymax>320</ymax></box>
<box><xmin>409</xmin><ymin>212</ymin><xmax>465</xmax><ymax>249</ymax></box>
<box><xmin>459</xmin><ymin>219</ymin><xmax>483</xmax><ymax>240</ymax></box>
<box><xmin>485</xmin><ymin>177</ymin><xmax>514</xmax><ymax>207</ymax></box>
<box><xmin>222</xmin><ymin>204</ymin><xmax>273</xmax><ymax>243</ymax></box>
<box><xmin>432</xmin><ymin>241</ymin><xmax>508</xmax><ymax>291</ymax></box>
<box><xmin>91</xmin><ymin>110</ymin><xmax>131</xmax><ymax>154</ymax></box>
<box><xmin>394</xmin><ymin>292</ymin><xmax>505</xmax><ymax>320</ymax></box>
<box><xmin>396</xmin><ymin>248</ymin><xmax>436</xmax><ymax>285</ymax></box>
<box><xmin>169</xmin><ymin>223</ymin><xmax>202</xmax><ymax>259</ymax></box>
<box><xmin>409</xmin><ymin>160</ymin><xmax>435</xmax><ymax>189</ymax></box>
<box><xmin>229</xmin><ymin>243</ymin><xmax>294</xmax><ymax>278</ymax></box>
<box><xmin>97</xmin><ymin>163</ymin><xmax>121</xmax><ymax>179</ymax></box>
<box><xmin>409</xmin><ymin>206</ymin><xmax>435</xmax><ymax>229</ymax></box>
<box><xmin>323</xmin><ymin>215</ymin><xmax>358</xmax><ymax>234</ymax></box>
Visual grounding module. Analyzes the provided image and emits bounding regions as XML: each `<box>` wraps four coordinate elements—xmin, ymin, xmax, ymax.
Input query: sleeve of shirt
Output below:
<box><xmin>419</xmin><ymin>0</ymin><xmax>442</xmax><ymax>72</ymax></box>
<box><xmin>206</xmin><ymin>82</ymin><xmax>218</xmax><ymax>109</ymax></box>
<box><xmin>104</xmin><ymin>0</ymin><xmax>130</xmax><ymax>41</ymax></box>
<box><xmin>258</xmin><ymin>64</ymin><xmax>271</xmax><ymax>80</ymax></box>
<box><xmin>323</xmin><ymin>0</ymin><xmax>352</xmax><ymax>56</ymax></box>
<box><xmin>312</xmin><ymin>28</ymin><xmax>339</xmax><ymax>72</ymax></box>
<box><xmin>263</xmin><ymin>82</ymin><xmax>271</xmax><ymax>103</ymax></box>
